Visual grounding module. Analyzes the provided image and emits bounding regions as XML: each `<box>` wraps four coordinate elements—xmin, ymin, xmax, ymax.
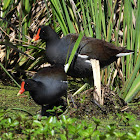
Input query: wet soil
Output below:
<box><xmin>67</xmin><ymin>85</ymin><xmax>140</xmax><ymax>119</ymax></box>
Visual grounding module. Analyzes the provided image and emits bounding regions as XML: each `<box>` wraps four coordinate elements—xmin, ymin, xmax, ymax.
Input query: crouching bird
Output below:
<box><xmin>17</xmin><ymin>66</ymin><xmax>68</xmax><ymax>117</ymax></box>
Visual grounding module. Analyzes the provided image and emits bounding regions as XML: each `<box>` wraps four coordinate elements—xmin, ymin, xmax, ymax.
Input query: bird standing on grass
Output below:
<box><xmin>18</xmin><ymin>66</ymin><xmax>68</xmax><ymax>116</ymax></box>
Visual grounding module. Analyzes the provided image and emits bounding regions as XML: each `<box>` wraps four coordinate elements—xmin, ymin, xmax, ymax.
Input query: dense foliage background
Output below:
<box><xmin>0</xmin><ymin>0</ymin><xmax>140</xmax><ymax>102</ymax></box>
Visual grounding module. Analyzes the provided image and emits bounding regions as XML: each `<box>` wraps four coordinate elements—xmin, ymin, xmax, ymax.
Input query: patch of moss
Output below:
<box><xmin>0</xmin><ymin>84</ymin><xmax>40</xmax><ymax>115</ymax></box>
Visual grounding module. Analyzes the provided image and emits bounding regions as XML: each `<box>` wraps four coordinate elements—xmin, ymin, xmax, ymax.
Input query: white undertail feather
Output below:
<box><xmin>116</xmin><ymin>52</ymin><xmax>134</xmax><ymax>57</ymax></box>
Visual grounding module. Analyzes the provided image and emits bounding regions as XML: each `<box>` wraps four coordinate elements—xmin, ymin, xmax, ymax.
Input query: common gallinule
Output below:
<box><xmin>17</xmin><ymin>66</ymin><xmax>68</xmax><ymax>116</ymax></box>
<box><xmin>32</xmin><ymin>25</ymin><xmax>134</xmax><ymax>78</ymax></box>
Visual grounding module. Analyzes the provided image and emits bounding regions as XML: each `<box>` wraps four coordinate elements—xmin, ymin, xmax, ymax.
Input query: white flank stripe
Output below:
<box><xmin>61</xmin><ymin>80</ymin><xmax>68</xmax><ymax>84</ymax></box>
<box><xmin>116</xmin><ymin>52</ymin><xmax>134</xmax><ymax>57</ymax></box>
<box><xmin>78</xmin><ymin>54</ymin><xmax>89</xmax><ymax>59</ymax></box>
<box><xmin>85</xmin><ymin>60</ymin><xmax>91</xmax><ymax>64</ymax></box>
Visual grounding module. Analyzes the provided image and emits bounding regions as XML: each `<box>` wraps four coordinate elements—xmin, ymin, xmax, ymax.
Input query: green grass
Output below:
<box><xmin>0</xmin><ymin>83</ymin><xmax>40</xmax><ymax>115</ymax></box>
<box><xmin>0</xmin><ymin>83</ymin><xmax>140</xmax><ymax>139</ymax></box>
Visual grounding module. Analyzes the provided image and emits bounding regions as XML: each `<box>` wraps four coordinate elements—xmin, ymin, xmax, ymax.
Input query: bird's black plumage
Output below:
<box><xmin>33</xmin><ymin>25</ymin><xmax>133</xmax><ymax>78</ymax></box>
<box><xmin>18</xmin><ymin>66</ymin><xmax>67</xmax><ymax>116</ymax></box>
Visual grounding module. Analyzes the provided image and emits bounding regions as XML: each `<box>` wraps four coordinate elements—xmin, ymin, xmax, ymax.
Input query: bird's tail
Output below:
<box><xmin>116</xmin><ymin>49</ymin><xmax>134</xmax><ymax>57</ymax></box>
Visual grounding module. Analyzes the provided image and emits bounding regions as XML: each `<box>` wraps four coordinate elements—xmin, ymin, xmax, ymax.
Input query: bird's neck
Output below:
<box><xmin>46</xmin><ymin>30</ymin><xmax>60</xmax><ymax>45</ymax></box>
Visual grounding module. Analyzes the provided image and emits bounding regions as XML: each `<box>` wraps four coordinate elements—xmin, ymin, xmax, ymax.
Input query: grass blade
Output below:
<box><xmin>65</xmin><ymin>31</ymin><xmax>84</xmax><ymax>73</ymax></box>
<box><xmin>0</xmin><ymin>62</ymin><xmax>20</xmax><ymax>88</ymax></box>
<box><xmin>125</xmin><ymin>74</ymin><xmax>140</xmax><ymax>103</ymax></box>
<box><xmin>120</xmin><ymin>53</ymin><xmax>140</xmax><ymax>98</ymax></box>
